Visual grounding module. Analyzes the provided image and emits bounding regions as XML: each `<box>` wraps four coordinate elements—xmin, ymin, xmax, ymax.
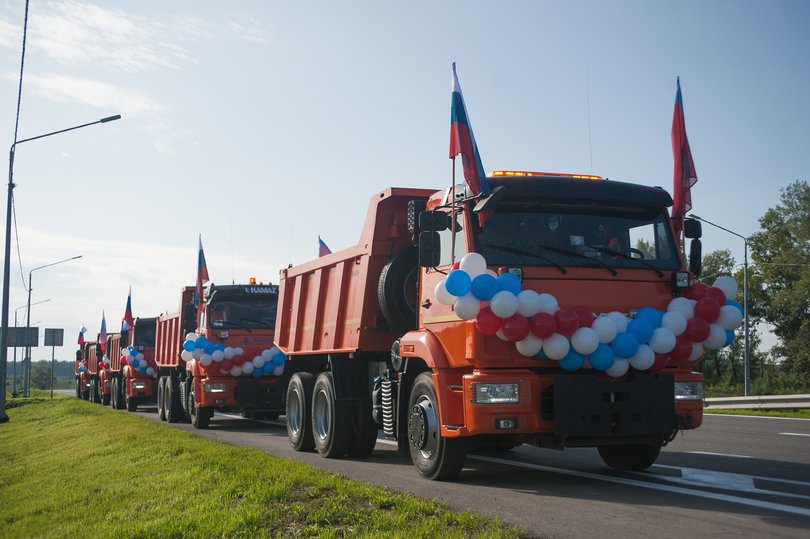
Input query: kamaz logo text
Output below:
<box><xmin>244</xmin><ymin>286</ymin><xmax>278</xmax><ymax>294</ymax></box>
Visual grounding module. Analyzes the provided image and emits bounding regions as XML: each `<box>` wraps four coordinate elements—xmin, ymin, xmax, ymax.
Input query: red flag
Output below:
<box><xmin>671</xmin><ymin>77</ymin><xmax>698</xmax><ymax>239</ymax></box>
<box><xmin>195</xmin><ymin>235</ymin><xmax>209</xmax><ymax>308</ymax></box>
<box><xmin>121</xmin><ymin>286</ymin><xmax>134</xmax><ymax>334</ymax></box>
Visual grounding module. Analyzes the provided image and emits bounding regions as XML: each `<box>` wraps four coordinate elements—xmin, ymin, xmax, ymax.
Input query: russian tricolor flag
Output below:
<box><xmin>318</xmin><ymin>236</ymin><xmax>332</xmax><ymax>257</ymax></box>
<box><xmin>671</xmin><ymin>77</ymin><xmax>698</xmax><ymax>239</ymax></box>
<box><xmin>77</xmin><ymin>325</ymin><xmax>87</xmax><ymax>345</ymax></box>
<box><xmin>99</xmin><ymin>312</ymin><xmax>107</xmax><ymax>351</ymax></box>
<box><xmin>195</xmin><ymin>235</ymin><xmax>210</xmax><ymax>307</ymax></box>
<box><xmin>449</xmin><ymin>63</ymin><xmax>491</xmax><ymax>198</ymax></box>
<box><xmin>121</xmin><ymin>286</ymin><xmax>134</xmax><ymax>334</ymax></box>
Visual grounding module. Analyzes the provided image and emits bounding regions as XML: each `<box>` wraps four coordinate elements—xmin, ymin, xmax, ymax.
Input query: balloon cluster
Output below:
<box><xmin>435</xmin><ymin>253</ymin><xmax>744</xmax><ymax>377</ymax></box>
<box><xmin>180</xmin><ymin>332</ymin><xmax>286</xmax><ymax>378</ymax></box>
<box><xmin>98</xmin><ymin>355</ymin><xmax>108</xmax><ymax>370</ymax></box>
<box><xmin>78</xmin><ymin>365</ymin><xmax>86</xmax><ymax>373</ymax></box>
<box><xmin>121</xmin><ymin>346</ymin><xmax>158</xmax><ymax>378</ymax></box>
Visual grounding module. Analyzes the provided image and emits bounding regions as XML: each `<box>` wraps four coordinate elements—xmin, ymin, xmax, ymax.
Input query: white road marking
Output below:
<box><xmin>779</xmin><ymin>432</ymin><xmax>810</xmax><ymax>437</ymax></box>
<box><xmin>687</xmin><ymin>450</ymin><xmax>752</xmax><ymax>459</ymax></box>
<box><xmin>705</xmin><ymin>413</ymin><xmax>810</xmax><ymax>422</ymax></box>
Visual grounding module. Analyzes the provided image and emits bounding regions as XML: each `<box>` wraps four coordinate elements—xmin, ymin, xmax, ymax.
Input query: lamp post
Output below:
<box><xmin>13</xmin><ymin>299</ymin><xmax>49</xmax><ymax>396</ymax></box>
<box><xmin>689</xmin><ymin>214</ymin><xmax>751</xmax><ymax>396</ymax></box>
<box><xmin>21</xmin><ymin>256</ymin><xmax>81</xmax><ymax>397</ymax></box>
<box><xmin>0</xmin><ymin>114</ymin><xmax>119</xmax><ymax>421</ymax></box>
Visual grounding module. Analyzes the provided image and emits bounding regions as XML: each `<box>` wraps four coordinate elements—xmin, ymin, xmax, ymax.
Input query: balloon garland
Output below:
<box><xmin>120</xmin><ymin>347</ymin><xmax>158</xmax><ymax>378</ymax></box>
<box><xmin>180</xmin><ymin>332</ymin><xmax>286</xmax><ymax>378</ymax></box>
<box><xmin>435</xmin><ymin>253</ymin><xmax>744</xmax><ymax>377</ymax></box>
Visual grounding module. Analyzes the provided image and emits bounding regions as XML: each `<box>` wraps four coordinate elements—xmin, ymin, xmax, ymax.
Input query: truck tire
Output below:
<box><xmin>312</xmin><ymin>372</ymin><xmax>353</xmax><ymax>458</ymax></box>
<box><xmin>378</xmin><ymin>247</ymin><xmax>419</xmax><ymax>330</ymax></box>
<box><xmin>101</xmin><ymin>382</ymin><xmax>111</xmax><ymax>406</ymax></box>
<box><xmin>286</xmin><ymin>372</ymin><xmax>316</xmax><ymax>451</ymax></box>
<box><xmin>597</xmin><ymin>443</ymin><xmax>661</xmax><ymax>471</ymax></box>
<box><xmin>115</xmin><ymin>377</ymin><xmax>126</xmax><ymax>410</ymax></box>
<box><xmin>126</xmin><ymin>394</ymin><xmax>138</xmax><ymax>412</ymax></box>
<box><xmin>347</xmin><ymin>398</ymin><xmax>378</xmax><ymax>457</ymax></box>
<box><xmin>110</xmin><ymin>378</ymin><xmax>117</xmax><ymax>409</ymax></box>
<box><xmin>407</xmin><ymin>372</ymin><xmax>466</xmax><ymax>480</ymax></box>
<box><xmin>189</xmin><ymin>381</ymin><xmax>212</xmax><ymax>429</ymax></box>
<box><xmin>90</xmin><ymin>378</ymin><xmax>100</xmax><ymax>404</ymax></box>
<box><xmin>166</xmin><ymin>373</ymin><xmax>183</xmax><ymax>424</ymax></box>
<box><xmin>157</xmin><ymin>376</ymin><xmax>167</xmax><ymax>421</ymax></box>
<box><xmin>75</xmin><ymin>378</ymin><xmax>81</xmax><ymax>399</ymax></box>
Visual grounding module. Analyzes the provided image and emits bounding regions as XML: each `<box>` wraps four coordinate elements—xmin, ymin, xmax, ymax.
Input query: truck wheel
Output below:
<box><xmin>126</xmin><ymin>394</ymin><xmax>138</xmax><ymax>412</ymax></box>
<box><xmin>312</xmin><ymin>372</ymin><xmax>352</xmax><ymax>458</ymax></box>
<box><xmin>157</xmin><ymin>376</ymin><xmax>167</xmax><ymax>421</ymax></box>
<box><xmin>115</xmin><ymin>378</ymin><xmax>126</xmax><ymax>410</ymax></box>
<box><xmin>597</xmin><ymin>443</ymin><xmax>661</xmax><ymax>471</ymax></box>
<box><xmin>110</xmin><ymin>379</ymin><xmax>117</xmax><ymax>409</ymax></box>
<box><xmin>407</xmin><ymin>372</ymin><xmax>466</xmax><ymax>480</ymax></box>
<box><xmin>75</xmin><ymin>378</ymin><xmax>81</xmax><ymax>399</ymax></box>
<box><xmin>102</xmin><ymin>382</ymin><xmax>111</xmax><ymax>406</ymax></box>
<box><xmin>378</xmin><ymin>247</ymin><xmax>419</xmax><ymax>330</ymax></box>
<box><xmin>347</xmin><ymin>398</ymin><xmax>378</xmax><ymax>457</ymax></box>
<box><xmin>286</xmin><ymin>373</ymin><xmax>315</xmax><ymax>451</ymax></box>
<box><xmin>90</xmin><ymin>378</ymin><xmax>100</xmax><ymax>404</ymax></box>
<box><xmin>189</xmin><ymin>382</ymin><xmax>212</xmax><ymax>429</ymax></box>
<box><xmin>166</xmin><ymin>373</ymin><xmax>183</xmax><ymax>423</ymax></box>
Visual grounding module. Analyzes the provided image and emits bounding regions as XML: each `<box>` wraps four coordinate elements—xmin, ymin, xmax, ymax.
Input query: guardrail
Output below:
<box><xmin>704</xmin><ymin>394</ymin><xmax>810</xmax><ymax>410</ymax></box>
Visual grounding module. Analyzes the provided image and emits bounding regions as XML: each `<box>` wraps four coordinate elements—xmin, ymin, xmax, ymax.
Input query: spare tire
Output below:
<box><xmin>378</xmin><ymin>247</ymin><xmax>419</xmax><ymax>330</ymax></box>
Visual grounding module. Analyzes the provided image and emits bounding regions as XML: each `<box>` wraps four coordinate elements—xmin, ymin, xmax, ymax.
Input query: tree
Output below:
<box><xmin>31</xmin><ymin>361</ymin><xmax>53</xmax><ymax>390</ymax></box>
<box><xmin>748</xmin><ymin>180</ymin><xmax>810</xmax><ymax>387</ymax></box>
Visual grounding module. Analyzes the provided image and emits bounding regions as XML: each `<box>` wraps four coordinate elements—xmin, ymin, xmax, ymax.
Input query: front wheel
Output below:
<box><xmin>90</xmin><ymin>378</ymin><xmax>101</xmax><ymax>404</ymax></box>
<box><xmin>75</xmin><ymin>378</ymin><xmax>81</xmax><ymax>399</ymax></box>
<box><xmin>407</xmin><ymin>372</ymin><xmax>466</xmax><ymax>480</ymax></box>
<box><xmin>157</xmin><ymin>376</ymin><xmax>167</xmax><ymax>421</ymax></box>
<box><xmin>286</xmin><ymin>373</ymin><xmax>315</xmax><ymax>451</ymax></box>
<box><xmin>126</xmin><ymin>394</ymin><xmax>138</xmax><ymax>412</ymax></box>
<box><xmin>110</xmin><ymin>378</ymin><xmax>118</xmax><ymax>408</ymax></box>
<box><xmin>597</xmin><ymin>443</ymin><xmax>661</xmax><ymax>471</ymax></box>
<box><xmin>189</xmin><ymin>380</ymin><xmax>212</xmax><ymax>429</ymax></box>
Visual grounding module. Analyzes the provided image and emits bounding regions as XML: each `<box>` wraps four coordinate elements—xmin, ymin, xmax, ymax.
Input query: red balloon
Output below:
<box><xmin>684</xmin><ymin>317</ymin><xmax>710</xmax><ymax>342</ymax></box>
<box><xmin>121</xmin><ymin>357</ymin><xmax>127</xmax><ymax>364</ymax></box>
<box><xmin>220</xmin><ymin>359</ymin><xmax>234</xmax><ymax>372</ymax></box>
<box><xmin>233</xmin><ymin>356</ymin><xmax>246</xmax><ymax>367</ymax></box>
<box><xmin>530</xmin><ymin>313</ymin><xmax>556</xmax><ymax>339</ymax></box>
<box><xmin>502</xmin><ymin>314</ymin><xmax>530</xmax><ymax>341</ymax></box>
<box><xmin>574</xmin><ymin>306</ymin><xmax>595</xmax><ymax>328</ymax></box>
<box><xmin>694</xmin><ymin>298</ymin><xmax>720</xmax><ymax>322</ymax></box>
<box><xmin>650</xmin><ymin>353</ymin><xmax>667</xmax><ymax>373</ymax></box>
<box><xmin>704</xmin><ymin>286</ymin><xmax>727</xmax><ymax>306</ymax></box>
<box><xmin>669</xmin><ymin>335</ymin><xmax>693</xmax><ymax>361</ymax></box>
<box><xmin>554</xmin><ymin>308</ymin><xmax>579</xmax><ymax>337</ymax></box>
<box><xmin>451</xmin><ymin>261</ymin><xmax>461</xmax><ymax>270</ymax></box>
<box><xmin>475</xmin><ymin>306</ymin><xmax>503</xmax><ymax>335</ymax></box>
<box><xmin>685</xmin><ymin>282</ymin><xmax>709</xmax><ymax>300</ymax></box>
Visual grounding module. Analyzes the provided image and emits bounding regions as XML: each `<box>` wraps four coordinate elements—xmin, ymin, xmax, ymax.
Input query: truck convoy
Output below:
<box><xmin>106</xmin><ymin>317</ymin><xmax>158</xmax><ymax>412</ymax></box>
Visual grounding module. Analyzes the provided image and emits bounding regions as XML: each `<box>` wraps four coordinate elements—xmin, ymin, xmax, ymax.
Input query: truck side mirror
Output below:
<box><xmin>419</xmin><ymin>211</ymin><xmax>449</xmax><ymax>232</ymax></box>
<box><xmin>689</xmin><ymin>239</ymin><xmax>702</xmax><ymax>277</ymax></box>
<box><xmin>419</xmin><ymin>232</ymin><xmax>441</xmax><ymax>267</ymax></box>
<box><xmin>683</xmin><ymin>218</ymin><xmax>702</xmax><ymax>239</ymax></box>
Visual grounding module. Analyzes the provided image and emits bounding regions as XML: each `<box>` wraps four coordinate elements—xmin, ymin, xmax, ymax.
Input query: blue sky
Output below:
<box><xmin>1</xmin><ymin>0</ymin><xmax>808</xmax><ymax>363</ymax></box>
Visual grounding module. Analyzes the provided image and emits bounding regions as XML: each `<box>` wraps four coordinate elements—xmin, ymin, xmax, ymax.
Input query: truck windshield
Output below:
<box><xmin>209</xmin><ymin>299</ymin><xmax>277</xmax><ymax>329</ymax></box>
<box><xmin>134</xmin><ymin>324</ymin><xmax>156</xmax><ymax>347</ymax></box>
<box><xmin>473</xmin><ymin>201</ymin><xmax>680</xmax><ymax>271</ymax></box>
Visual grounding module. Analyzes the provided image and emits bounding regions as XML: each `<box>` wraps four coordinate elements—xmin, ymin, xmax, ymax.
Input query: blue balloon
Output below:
<box><xmin>726</xmin><ymin>299</ymin><xmax>744</xmax><ymax>315</ymax></box>
<box><xmin>252</xmin><ymin>369</ymin><xmax>263</xmax><ymax>378</ymax></box>
<box><xmin>560</xmin><ymin>349</ymin><xmax>585</xmax><ymax>372</ymax></box>
<box><xmin>444</xmin><ymin>269</ymin><xmax>472</xmax><ymax>297</ymax></box>
<box><xmin>183</xmin><ymin>340</ymin><xmax>196</xmax><ymax>352</ymax></box>
<box><xmin>263</xmin><ymin>362</ymin><xmax>275</xmax><ymax>373</ymax></box>
<box><xmin>611</xmin><ymin>332</ymin><xmax>639</xmax><ymax>358</ymax></box>
<box><xmin>215</xmin><ymin>343</ymin><xmax>226</xmax><ymax>351</ymax></box>
<box><xmin>627</xmin><ymin>318</ymin><xmax>654</xmax><ymax>344</ymax></box>
<box><xmin>128</xmin><ymin>347</ymin><xmax>138</xmax><ymax>356</ymax></box>
<box><xmin>203</xmin><ymin>342</ymin><xmax>216</xmax><ymax>355</ymax></box>
<box><xmin>497</xmin><ymin>272</ymin><xmax>522</xmax><ymax>295</ymax></box>
<box><xmin>195</xmin><ymin>336</ymin><xmax>207</xmax><ymax>347</ymax></box>
<box><xmin>470</xmin><ymin>274</ymin><xmax>498</xmax><ymax>301</ymax></box>
<box><xmin>272</xmin><ymin>352</ymin><xmax>286</xmax><ymax>366</ymax></box>
<box><xmin>724</xmin><ymin>329</ymin><xmax>735</xmax><ymax>347</ymax></box>
<box><xmin>139</xmin><ymin>367</ymin><xmax>147</xmax><ymax>374</ymax></box>
<box><xmin>636</xmin><ymin>307</ymin><xmax>663</xmax><ymax>329</ymax></box>
<box><xmin>589</xmin><ymin>343</ymin><xmax>615</xmax><ymax>371</ymax></box>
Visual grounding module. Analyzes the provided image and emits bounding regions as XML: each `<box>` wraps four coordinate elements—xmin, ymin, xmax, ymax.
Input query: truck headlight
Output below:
<box><xmin>204</xmin><ymin>382</ymin><xmax>227</xmax><ymax>394</ymax></box>
<box><xmin>674</xmin><ymin>381</ymin><xmax>704</xmax><ymax>400</ymax></box>
<box><xmin>473</xmin><ymin>383</ymin><xmax>519</xmax><ymax>404</ymax></box>
<box><xmin>132</xmin><ymin>381</ymin><xmax>147</xmax><ymax>390</ymax></box>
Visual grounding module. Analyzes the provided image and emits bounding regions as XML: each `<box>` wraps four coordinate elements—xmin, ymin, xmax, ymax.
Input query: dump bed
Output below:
<box><xmin>86</xmin><ymin>337</ymin><xmax>104</xmax><ymax>375</ymax></box>
<box><xmin>155</xmin><ymin>287</ymin><xmax>195</xmax><ymax>369</ymax></box>
<box><xmin>275</xmin><ymin>187</ymin><xmax>434</xmax><ymax>355</ymax></box>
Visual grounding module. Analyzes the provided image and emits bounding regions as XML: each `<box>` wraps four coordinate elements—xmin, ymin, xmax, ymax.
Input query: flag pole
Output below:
<box><xmin>450</xmin><ymin>156</ymin><xmax>457</xmax><ymax>265</ymax></box>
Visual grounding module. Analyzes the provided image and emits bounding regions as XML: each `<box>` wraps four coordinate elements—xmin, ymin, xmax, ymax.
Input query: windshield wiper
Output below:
<box><xmin>484</xmin><ymin>244</ymin><xmax>567</xmax><ymax>274</ymax></box>
<box><xmin>586</xmin><ymin>245</ymin><xmax>664</xmax><ymax>277</ymax></box>
<box><xmin>535</xmin><ymin>244</ymin><xmax>618</xmax><ymax>276</ymax></box>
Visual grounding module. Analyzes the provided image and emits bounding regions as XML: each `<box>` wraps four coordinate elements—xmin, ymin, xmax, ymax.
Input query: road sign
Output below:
<box><xmin>5</xmin><ymin>327</ymin><xmax>39</xmax><ymax>347</ymax></box>
<box><xmin>44</xmin><ymin>328</ymin><xmax>64</xmax><ymax>347</ymax></box>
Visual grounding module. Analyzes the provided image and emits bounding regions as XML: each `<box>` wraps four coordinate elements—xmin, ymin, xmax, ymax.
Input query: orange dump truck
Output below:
<box><xmin>83</xmin><ymin>336</ymin><xmax>111</xmax><ymax>405</ymax></box>
<box><xmin>106</xmin><ymin>317</ymin><xmax>158</xmax><ymax>412</ymax></box>
<box><xmin>154</xmin><ymin>283</ymin><xmax>283</xmax><ymax>428</ymax></box>
<box><xmin>74</xmin><ymin>343</ymin><xmax>93</xmax><ymax>400</ymax></box>
<box><xmin>275</xmin><ymin>175</ymin><xmax>706</xmax><ymax>480</ymax></box>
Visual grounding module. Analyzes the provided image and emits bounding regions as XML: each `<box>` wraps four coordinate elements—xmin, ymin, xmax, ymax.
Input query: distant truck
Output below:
<box><xmin>274</xmin><ymin>174</ymin><xmax>706</xmax><ymax>480</ymax></box>
<box><xmin>106</xmin><ymin>317</ymin><xmax>158</xmax><ymax>411</ymax></box>
<box><xmin>82</xmin><ymin>336</ymin><xmax>110</xmax><ymax>405</ymax></box>
<box><xmin>74</xmin><ymin>343</ymin><xmax>93</xmax><ymax>400</ymax></box>
<box><xmin>154</xmin><ymin>283</ymin><xmax>283</xmax><ymax>428</ymax></box>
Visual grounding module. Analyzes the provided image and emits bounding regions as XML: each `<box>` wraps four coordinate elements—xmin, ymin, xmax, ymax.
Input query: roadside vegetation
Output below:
<box><xmin>704</xmin><ymin>408</ymin><xmax>810</xmax><ymax>419</ymax></box>
<box><xmin>0</xmin><ymin>393</ymin><xmax>523</xmax><ymax>538</ymax></box>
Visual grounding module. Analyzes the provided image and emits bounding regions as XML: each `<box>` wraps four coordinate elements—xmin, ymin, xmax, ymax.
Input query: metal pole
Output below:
<box><xmin>24</xmin><ymin>269</ymin><xmax>32</xmax><ymax>397</ymax></box>
<box><xmin>50</xmin><ymin>345</ymin><xmax>55</xmax><ymax>399</ymax></box>
<box><xmin>743</xmin><ymin>239</ymin><xmax>750</xmax><ymax>396</ymax></box>
<box><xmin>0</xmin><ymin>147</ymin><xmax>15</xmax><ymax>421</ymax></box>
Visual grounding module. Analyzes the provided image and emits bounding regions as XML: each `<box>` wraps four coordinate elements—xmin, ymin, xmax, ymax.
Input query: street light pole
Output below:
<box><xmin>689</xmin><ymin>214</ymin><xmax>751</xmax><ymax>396</ymax></box>
<box><xmin>22</xmin><ymin>256</ymin><xmax>81</xmax><ymax>397</ymax></box>
<box><xmin>0</xmin><ymin>114</ymin><xmax>119</xmax><ymax>421</ymax></box>
<box><xmin>13</xmin><ymin>298</ymin><xmax>49</xmax><ymax>396</ymax></box>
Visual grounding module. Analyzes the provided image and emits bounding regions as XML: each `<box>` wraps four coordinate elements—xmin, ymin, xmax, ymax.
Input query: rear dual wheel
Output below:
<box><xmin>286</xmin><ymin>373</ymin><xmax>315</xmax><ymax>451</ymax></box>
<box><xmin>157</xmin><ymin>376</ymin><xmax>167</xmax><ymax>421</ymax></box>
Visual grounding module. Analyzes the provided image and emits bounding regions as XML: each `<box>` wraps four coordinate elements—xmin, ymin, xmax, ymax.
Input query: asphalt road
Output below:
<box><xmin>94</xmin><ymin>399</ymin><xmax>805</xmax><ymax>539</ymax></box>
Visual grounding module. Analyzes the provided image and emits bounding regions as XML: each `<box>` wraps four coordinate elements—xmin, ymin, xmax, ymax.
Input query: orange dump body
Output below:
<box><xmin>155</xmin><ymin>287</ymin><xmax>195</xmax><ymax>370</ymax></box>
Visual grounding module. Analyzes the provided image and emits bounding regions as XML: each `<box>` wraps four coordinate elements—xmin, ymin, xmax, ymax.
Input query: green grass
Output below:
<box><xmin>1</xmin><ymin>392</ymin><xmax>523</xmax><ymax>538</ymax></box>
<box><xmin>704</xmin><ymin>408</ymin><xmax>810</xmax><ymax>419</ymax></box>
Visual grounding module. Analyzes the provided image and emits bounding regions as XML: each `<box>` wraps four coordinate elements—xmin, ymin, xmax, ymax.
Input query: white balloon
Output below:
<box><xmin>516</xmin><ymin>334</ymin><xmax>544</xmax><ymax>357</ymax></box>
<box><xmin>272</xmin><ymin>364</ymin><xmax>284</xmax><ymax>376</ymax></box>
<box><xmin>688</xmin><ymin>342</ymin><xmax>704</xmax><ymax>361</ymax></box>
<box><xmin>703</xmin><ymin>323</ymin><xmax>727</xmax><ymax>350</ymax></box>
<box><xmin>199</xmin><ymin>354</ymin><xmax>213</xmax><ymax>366</ymax></box>
<box><xmin>459</xmin><ymin>252</ymin><xmax>487</xmax><ymax>278</ymax></box>
<box><xmin>667</xmin><ymin>297</ymin><xmax>694</xmax><ymax>319</ymax></box>
<box><xmin>516</xmin><ymin>290</ymin><xmax>542</xmax><ymax>318</ymax></box>
<box><xmin>181</xmin><ymin>350</ymin><xmax>193</xmax><ymax>362</ymax></box>
<box><xmin>571</xmin><ymin>327</ymin><xmax>599</xmax><ymax>355</ymax></box>
<box><xmin>537</xmin><ymin>293</ymin><xmax>559</xmax><ymax>314</ymax></box>
<box><xmin>261</xmin><ymin>348</ymin><xmax>274</xmax><ymax>359</ymax></box>
<box><xmin>185</xmin><ymin>332</ymin><xmax>198</xmax><ymax>341</ymax></box>
<box><xmin>136</xmin><ymin>353</ymin><xmax>145</xmax><ymax>362</ymax></box>
<box><xmin>483</xmin><ymin>269</ymin><xmax>498</xmax><ymax>279</ymax></box>
<box><xmin>230</xmin><ymin>366</ymin><xmax>242</xmax><ymax>377</ymax></box>
<box><xmin>542</xmin><ymin>333</ymin><xmax>570</xmax><ymax>361</ymax></box>
<box><xmin>496</xmin><ymin>329</ymin><xmax>508</xmax><ymax>341</ymax></box>
<box><xmin>592</xmin><ymin>315</ymin><xmax>618</xmax><ymax>343</ymax></box>
<box><xmin>607</xmin><ymin>311</ymin><xmax>629</xmax><ymax>333</ymax></box>
<box><xmin>242</xmin><ymin>361</ymin><xmax>255</xmax><ymax>374</ymax></box>
<box><xmin>223</xmin><ymin>347</ymin><xmax>235</xmax><ymax>360</ymax></box>
<box><xmin>489</xmin><ymin>290</ymin><xmax>518</xmax><ymax>318</ymax></box>
<box><xmin>434</xmin><ymin>279</ymin><xmax>456</xmax><ymax>306</ymax></box>
<box><xmin>605</xmin><ymin>357</ymin><xmax>630</xmax><ymax>378</ymax></box>
<box><xmin>454</xmin><ymin>293</ymin><xmax>481</xmax><ymax>320</ymax></box>
<box><xmin>716</xmin><ymin>305</ymin><xmax>743</xmax><ymax>330</ymax></box>
<box><xmin>252</xmin><ymin>356</ymin><xmax>265</xmax><ymax>368</ymax></box>
<box><xmin>146</xmin><ymin>367</ymin><xmax>154</xmax><ymax>376</ymax></box>
<box><xmin>235</xmin><ymin>347</ymin><xmax>245</xmax><ymax>356</ymax></box>
<box><xmin>629</xmin><ymin>344</ymin><xmax>655</xmax><ymax>370</ymax></box>
<box><xmin>713</xmin><ymin>276</ymin><xmax>739</xmax><ymax>300</ymax></box>
<box><xmin>211</xmin><ymin>350</ymin><xmax>225</xmax><ymax>362</ymax></box>
<box><xmin>661</xmin><ymin>311</ymin><xmax>688</xmax><ymax>336</ymax></box>
<box><xmin>649</xmin><ymin>327</ymin><xmax>676</xmax><ymax>354</ymax></box>
<box><xmin>192</xmin><ymin>348</ymin><xmax>203</xmax><ymax>360</ymax></box>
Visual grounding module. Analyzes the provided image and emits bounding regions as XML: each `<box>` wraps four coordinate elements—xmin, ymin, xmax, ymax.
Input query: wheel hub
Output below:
<box><xmin>408</xmin><ymin>404</ymin><xmax>428</xmax><ymax>450</ymax></box>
